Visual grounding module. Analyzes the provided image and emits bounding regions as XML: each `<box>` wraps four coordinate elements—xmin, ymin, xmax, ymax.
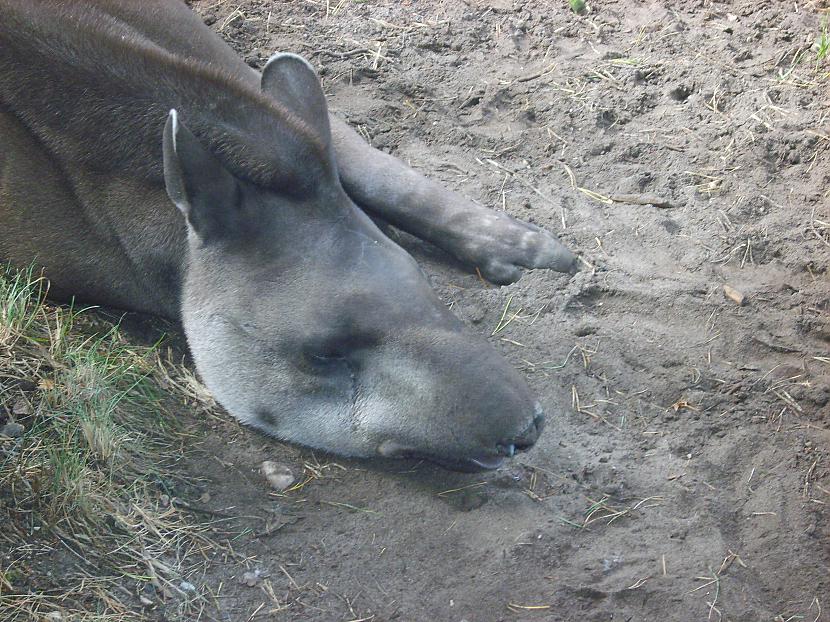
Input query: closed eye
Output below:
<box><xmin>299</xmin><ymin>350</ymin><xmax>351</xmax><ymax>376</ymax></box>
<box><xmin>307</xmin><ymin>352</ymin><xmax>346</xmax><ymax>364</ymax></box>
<box><xmin>303</xmin><ymin>332</ymin><xmax>379</xmax><ymax>362</ymax></box>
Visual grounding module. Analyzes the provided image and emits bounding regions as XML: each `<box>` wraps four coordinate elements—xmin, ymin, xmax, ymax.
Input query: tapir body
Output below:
<box><xmin>0</xmin><ymin>0</ymin><xmax>576</xmax><ymax>470</ymax></box>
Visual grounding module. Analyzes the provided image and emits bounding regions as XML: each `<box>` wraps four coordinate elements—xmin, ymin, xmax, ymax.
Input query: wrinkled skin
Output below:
<box><xmin>0</xmin><ymin>1</ymin><xmax>572</xmax><ymax>471</ymax></box>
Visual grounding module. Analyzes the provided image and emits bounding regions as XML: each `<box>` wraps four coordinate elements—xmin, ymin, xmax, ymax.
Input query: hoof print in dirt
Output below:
<box><xmin>441</xmin><ymin>488</ymin><xmax>491</xmax><ymax>512</ymax></box>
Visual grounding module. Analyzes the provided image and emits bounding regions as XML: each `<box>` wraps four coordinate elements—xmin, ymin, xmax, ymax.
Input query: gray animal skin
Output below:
<box><xmin>0</xmin><ymin>0</ymin><xmax>578</xmax><ymax>471</ymax></box>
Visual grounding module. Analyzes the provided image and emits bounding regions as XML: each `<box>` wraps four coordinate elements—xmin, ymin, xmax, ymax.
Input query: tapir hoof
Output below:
<box><xmin>461</xmin><ymin>212</ymin><xmax>579</xmax><ymax>285</ymax></box>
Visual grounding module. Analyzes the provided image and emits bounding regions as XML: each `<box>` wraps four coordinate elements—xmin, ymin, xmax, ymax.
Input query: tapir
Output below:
<box><xmin>0</xmin><ymin>0</ymin><xmax>578</xmax><ymax>471</ymax></box>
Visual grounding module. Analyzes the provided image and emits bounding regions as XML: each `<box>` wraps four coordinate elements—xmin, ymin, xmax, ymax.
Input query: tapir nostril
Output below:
<box><xmin>532</xmin><ymin>412</ymin><xmax>545</xmax><ymax>435</ymax></box>
<box><xmin>499</xmin><ymin>409</ymin><xmax>545</xmax><ymax>455</ymax></box>
<box><xmin>513</xmin><ymin>421</ymin><xmax>539</xmax><ymax>450</ymax></box>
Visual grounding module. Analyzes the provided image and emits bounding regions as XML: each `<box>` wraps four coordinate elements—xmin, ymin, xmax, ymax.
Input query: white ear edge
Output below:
<box><xmin>163</xmin><ymin>108</ymin><xmax>189</xmax><ymax>215</ymax></box>
<box><xmin>168</xmin><ymin>108</ymin><xmax>179</xmax><ymax>153</ymax></box>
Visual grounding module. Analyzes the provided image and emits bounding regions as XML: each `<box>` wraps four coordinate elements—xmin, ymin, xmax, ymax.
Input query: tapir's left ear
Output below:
<box><xmin>261</xmin><ymin>53</ymin><xmax>331</xmax><ymax>146</ymax></box>
<box><xmin>162</xmin><ymin>109</ymin><xmax>240</xmax><ymax>241</ymax></box>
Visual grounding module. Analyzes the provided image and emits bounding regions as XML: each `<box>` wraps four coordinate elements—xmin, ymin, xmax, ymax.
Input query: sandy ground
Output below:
<box><xmin>148</xmin><ymin>1</ymin><xmax>830</xmax><ymax>620</ymax></box>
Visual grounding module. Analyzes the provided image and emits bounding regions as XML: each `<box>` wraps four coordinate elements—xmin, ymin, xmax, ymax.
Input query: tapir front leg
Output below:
<box><xmin>329</xmin><ymin>116</ymin><xmax>578</xmax><ymax>284</ymax></box>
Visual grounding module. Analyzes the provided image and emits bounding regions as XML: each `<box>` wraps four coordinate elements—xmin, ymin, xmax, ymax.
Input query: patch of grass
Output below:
<box><xmin>0</xmin><ymin>264</ymin><xmax>45</xmax><ymax>345</ymax></box>
<box><xmin>569</xmin><ymin>0</ymin><xmax>587</xmax><ymax>15</ymax></box>
<box><xmin>772</xmin><ymin>19</ymin><xmax>830</xmax><ymax>86</ymax></box>
<box><xmin>816</xmin><ymin>18</ymin><xmax>830</xmax><ymax>68</ymax></box>
<box><xmin>0</xmin><ymin>264</ymin><xmax>219</xmax><ymax>620</ymax></box>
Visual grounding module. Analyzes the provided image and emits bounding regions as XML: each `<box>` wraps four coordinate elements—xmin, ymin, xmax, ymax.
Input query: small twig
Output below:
<box><xmin>608</xmin><ymin>193</ymin><xmax>677</xmax><ymax>209</ymax></box>
<box><xmin>515</xmin><ymin>63</ymin><xmax>557</xmax><ymax>83</ymax></box>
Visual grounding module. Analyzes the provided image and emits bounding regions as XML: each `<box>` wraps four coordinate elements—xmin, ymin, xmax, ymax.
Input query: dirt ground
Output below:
<box><xmin>153</xmin><ymin>1</ymin><xmax>830</xmax><ymax>620</ymax></box>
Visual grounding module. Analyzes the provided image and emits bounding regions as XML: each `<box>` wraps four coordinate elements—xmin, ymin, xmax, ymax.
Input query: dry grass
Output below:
<box><xmin>0</xmin><ymin>265</ymin><xmax>222</xmax><ymax>621</ymax></box>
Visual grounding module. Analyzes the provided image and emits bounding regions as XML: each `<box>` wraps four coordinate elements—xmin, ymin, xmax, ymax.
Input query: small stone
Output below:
<box><xmin>723</xmin><ymin>284</ymin><xmax>746</xmax><ymax>306</ymax></box>
<box><xmin>139</xmin><ymin>595</ymin><xmax>154</xmax><ymax>607</ymax></box>
<box><xmin>42</xmin><ymin>613</ymin><xmax>63</xmax><ymax>622</ymax></box>
<box><xmin>12</xmin><ymin>398</ymin><xmax>31</xmax><ymax>416</ymax></box>
<box><xmin>261</xmin><ymin>461</ymin><xmax>294</xmax><ymax>491</ymax></box>
<box><xmin>241</xmin><ymin>570</ymin><xmax>261</xmax><ymax>587</ymax></box>
<box><xmin>198</xmin><ymin>492</ymin><xmax>211</xmax><ymax>504</ymax></box>
<box><xmin>0</xmin><ymin>422</ymin><xmax>25</xmax><ymax>438</ymax></box>
<box><xmin>179</xmin><ymin>581</ymin><xmax>196</xmax><ymax>592</ymax></box>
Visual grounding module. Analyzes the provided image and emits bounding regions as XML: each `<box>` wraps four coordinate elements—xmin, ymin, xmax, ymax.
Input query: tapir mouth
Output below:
<box><xmin>377</xmin><ymin>440</ymin><xmax>509</xmax><ymax>472</ymax></box>
<box><xmin>378</xmin><ymin>448</ymin><xmax>507</xmax><ymax>472</ymax></box>
<box><xmin>377</xmin><ymin>408</ymin><xmax>545</xmax><ymax>472</ymax></box>
<box><xmin>426</xmin><ymin>453</ymin><xmax>506</xmax><ymax>472</ymax></box>
<box><xmin>378</xmin><ymin>413</ymin><xmax>544</xmax><ymax>472</ymax></box>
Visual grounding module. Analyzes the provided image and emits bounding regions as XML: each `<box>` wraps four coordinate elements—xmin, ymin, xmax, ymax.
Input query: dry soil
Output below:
<box><xmin>163</xmin><ymin>1</ymin><xmax>830</xmax><ymax>620</ymax></box>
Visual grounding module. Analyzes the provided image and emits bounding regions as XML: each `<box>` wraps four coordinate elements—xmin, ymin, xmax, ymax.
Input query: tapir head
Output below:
<box><xmin>161</xmin><ymin>54</ymin><xmax>544</xmax><ymax>471</ymax></box>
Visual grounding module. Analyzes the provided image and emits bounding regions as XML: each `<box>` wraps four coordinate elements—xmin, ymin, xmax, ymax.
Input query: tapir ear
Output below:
<box><xmin>162</xmin><ymin>109</ymin><xmax>240</xmax><ymax>241</ymax></box>
<box><xmin>260</xmin><ymin>53</ymin><xmax>331</xmax><ymax>145</ymax></box>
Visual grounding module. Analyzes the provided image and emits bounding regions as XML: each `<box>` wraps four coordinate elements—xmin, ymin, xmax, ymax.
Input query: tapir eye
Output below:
<box><xmin>302</xmin><ymin>333</ymin><xmax>378</xmax><ymax>364</ymax></box>
<box><xmin>305</xmin><ymin>345</ymin><xmax>344</xmax><ymax>363</ymax></box>
<box><xmin>303</xmin><ymin>339</ymin><xmax>350</xmax><ymax>362</ymax></box>
<box><xmin>298</xmin><ymin>343</ymin><xmax>351</xmax><ymax>376</ymax></box>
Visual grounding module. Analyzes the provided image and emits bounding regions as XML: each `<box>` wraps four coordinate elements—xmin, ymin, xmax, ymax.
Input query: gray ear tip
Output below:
<box><xmin>263</xmin><ymin>52</ymin><xmax>316</xmax><ymax>75</ymax></box>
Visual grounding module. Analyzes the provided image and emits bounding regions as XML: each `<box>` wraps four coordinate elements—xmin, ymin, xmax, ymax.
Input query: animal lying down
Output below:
<box><xmin>0</xmin><ymin>0</ymin><xmax>578</xmax><ymax>471</ymax></box>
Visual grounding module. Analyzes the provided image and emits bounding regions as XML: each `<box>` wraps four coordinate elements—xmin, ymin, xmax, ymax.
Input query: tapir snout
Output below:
<box><xmin>169</xmin><ymin>137</ymin><xmax>546</xmax><ymax>468</ymax></box>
